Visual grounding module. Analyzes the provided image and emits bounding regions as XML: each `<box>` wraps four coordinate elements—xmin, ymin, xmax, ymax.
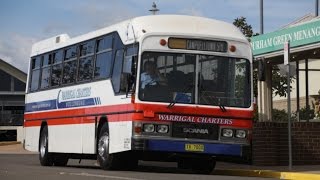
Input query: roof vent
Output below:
<box><xmin>55</xmin><ymin>36</ymin><xmax>60</xmax><ymax>43</ymax></box>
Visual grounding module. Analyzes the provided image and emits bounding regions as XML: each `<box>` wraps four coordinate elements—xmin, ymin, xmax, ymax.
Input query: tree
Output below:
<box><xmin>233</xmin><ymin>17</ymin><xmax>254</xmax><ymax>38</ymax></box>
<box><xmin>233</xmin><ymin>16</ymin><xmax>293</xmax><ymax>97</ymax></box>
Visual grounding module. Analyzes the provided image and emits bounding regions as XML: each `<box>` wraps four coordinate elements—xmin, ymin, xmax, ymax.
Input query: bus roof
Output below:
<box><xmin>31</xmin><ymin>15</ymin><xmax>248</xmax><ymax>57</ymax></box>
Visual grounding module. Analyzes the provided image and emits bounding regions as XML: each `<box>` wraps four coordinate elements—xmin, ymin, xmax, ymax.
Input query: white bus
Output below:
<box><xmin>24</xmin><ymin>15</ymin><xmax>253</xmax><ymax>173</ymax></box>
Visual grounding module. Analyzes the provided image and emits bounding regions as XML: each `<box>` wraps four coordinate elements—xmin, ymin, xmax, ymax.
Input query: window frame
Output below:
<box><xmin>27</xmin><ymin>31</ymin><xmax>130</xmax><ymax>93</ymax></box>
<box><xmin>29</xmin><ymin>56</ymin><xmax>42</xmax><ymax>92</ymax></box>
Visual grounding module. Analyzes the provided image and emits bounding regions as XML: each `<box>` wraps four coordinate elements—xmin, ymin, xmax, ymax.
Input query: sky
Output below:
<box><xmin>0</xmin><ymin>0</ymin><xmax>316</xmax><ymax>72</ymax></box>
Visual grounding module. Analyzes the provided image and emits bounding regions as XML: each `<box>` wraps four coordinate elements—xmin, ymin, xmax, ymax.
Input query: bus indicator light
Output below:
<box><xmin>160</xmin><ymin>39</ymin><xmax>167</xmax><ymax>46</ymax></box>
<box><xmin>229</xmin><ymin>45</ymin><xmax>236</xmax><ymax>52</ymax></box>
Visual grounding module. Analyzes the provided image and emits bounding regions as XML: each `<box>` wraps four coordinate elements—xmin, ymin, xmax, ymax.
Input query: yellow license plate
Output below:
<box><xmin>185</xmin><ymin>144</ymin><xmax>204</xmax><ymax>152</ymax></box>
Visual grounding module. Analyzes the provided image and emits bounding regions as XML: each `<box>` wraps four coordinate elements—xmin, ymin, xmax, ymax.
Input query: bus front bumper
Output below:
<box><xmin>131</xmin><ymin>138</ymin><xmax>250</xmax><ymax>157</ymax></box>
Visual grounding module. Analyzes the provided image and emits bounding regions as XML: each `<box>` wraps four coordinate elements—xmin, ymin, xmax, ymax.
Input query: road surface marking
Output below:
<box><xmin>59</xmin><ymin>172</ymin><xmax>145</xmax><ymax>180</ymax></box>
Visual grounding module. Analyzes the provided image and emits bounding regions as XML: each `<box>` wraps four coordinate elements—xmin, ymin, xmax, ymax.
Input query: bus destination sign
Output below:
<box><xmin>168</xmin><ymin>38</ymin><xmax>228</xmax><ymax>52</ymax></box>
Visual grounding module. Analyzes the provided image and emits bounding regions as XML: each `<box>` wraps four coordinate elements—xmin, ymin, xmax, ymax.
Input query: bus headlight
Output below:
<box><xmin>235</xmin><ymin>130</ymin><xmax>246</xmax><ymax>138</ymax></box>
<box><xmin>222</xmin><ymin>129</ymin><xmax>233</xmax><ymax>137</ymax></box>
<box><xmin>156</xmin><ymin>125</ymin><xmax>169</xmax><ymax>133</ymax></box>
<box><xmin>143</xmin><ymin>124</ymin><xmax>155</xmax><ymax>133</ymax></box>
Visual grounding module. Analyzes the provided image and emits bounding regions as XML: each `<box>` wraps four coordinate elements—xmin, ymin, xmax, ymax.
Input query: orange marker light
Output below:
<box><xmin>134</xmin><ymin>126</ymin><xmax>142</xmax><ymax>134</ymax></box>
<box><xmin>160</xmin><ymin>39</ymin><xmax>167</xmax><ymax>46</ymax></box>
<box><xmin>229</xmin><ymin>45</ymin><xmax>236</xmax><ymax>52</ymax></box>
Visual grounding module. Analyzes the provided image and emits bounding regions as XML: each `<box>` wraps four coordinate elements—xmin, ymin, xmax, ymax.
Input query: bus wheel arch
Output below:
<box><xmin>97</xmin><ymin>116</ymin><xmax>108</xmax><ymax>140</ymax></box>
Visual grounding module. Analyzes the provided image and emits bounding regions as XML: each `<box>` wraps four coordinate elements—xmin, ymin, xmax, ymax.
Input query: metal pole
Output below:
<box><xmin>260</xmin><ymin>0</ymin><xmax>264</xmax><ymax>34</ymax></box>
<box><xmin>316</xmin><ymin>0</ymin><xmax>319</xmax><ymax>16</ymax></box>
<box><xmin>285</xmin><ymin>41</ymin><xmax>292</xmax><ymax>170</ymax></box>
<box><xmin>296</xmin><ymin>60</ymin><xmax>300</xmax><ymax>122</ymax></box>
<box><xmin>306</xmin><ymin>59</ymin><xmax>309</xmax><ymax>122</ymax></box>
<box><xmin>287</xmin><ymin>63</ymin><xmax>292</xmax><ymax>170</ymax></box>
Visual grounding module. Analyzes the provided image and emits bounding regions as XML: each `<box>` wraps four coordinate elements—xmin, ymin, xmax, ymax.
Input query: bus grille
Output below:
<box><xmin>172</xmin><ymin>122</ymin><xmax>219</xmax><ymax>140</ymax></box>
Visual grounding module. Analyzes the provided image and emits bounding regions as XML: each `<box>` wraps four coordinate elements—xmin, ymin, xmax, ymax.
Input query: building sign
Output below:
<box><xmin>250</xmin><ymin>19</ymin><xmax>320</xmax><ymax>56</ymax></box>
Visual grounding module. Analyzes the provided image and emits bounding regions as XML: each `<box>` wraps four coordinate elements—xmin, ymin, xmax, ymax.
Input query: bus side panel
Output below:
<box><xmin>81</xmin><ymin>122</ymin><xmax>96</xmax><ymax>154</ymax></box>
<box><xmin>24</xmin><ymin>126</ymin><xmax>41</xmax><ymax>152</ymax></box>
<box><xmin>48</xmin><ymin>123</ymin><xmax>82</xmax><ymax>153</ymax></box>
<box><xmin>109</xmin><ymin>121</ymin><xmax>132</xmax><ymax>154</ymax></box>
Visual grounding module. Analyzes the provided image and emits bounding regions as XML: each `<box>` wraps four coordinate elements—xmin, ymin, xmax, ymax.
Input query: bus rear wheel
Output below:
<box><xmin>39</xmin><ymin>126</ymin><xmax>53</xmax><ymax>166</ymax></box>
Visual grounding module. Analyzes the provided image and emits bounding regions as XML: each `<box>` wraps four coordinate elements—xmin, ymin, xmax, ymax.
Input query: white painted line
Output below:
<box><xmin>59</xmin><ymin>172</ymin><xmax>145</xmax><ymax>180</ymax></box>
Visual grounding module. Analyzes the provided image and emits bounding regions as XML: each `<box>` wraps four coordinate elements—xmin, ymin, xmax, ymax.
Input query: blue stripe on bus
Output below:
<box><xmin>25</xmin><ymin>97</ymin><xmax>100</xmax><ymax>112</ymax></box>
<box><xmin>25</xmin><ymin>100</ymin><xmax>57</xmax><ymax>112</ymax></box>
<box><xmin>147</xmin><ymin>140</ymin><xmax>242</xmax><ymax>156</ymax></box>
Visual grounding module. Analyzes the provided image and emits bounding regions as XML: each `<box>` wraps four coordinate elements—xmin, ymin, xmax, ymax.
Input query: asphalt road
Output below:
<box><xmin>0</xmin><ymin>154</ymin><xmax>270</xmax><ymax>180</ymax></box>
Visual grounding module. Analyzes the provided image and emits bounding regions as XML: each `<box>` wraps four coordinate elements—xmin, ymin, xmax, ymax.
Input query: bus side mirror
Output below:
<box><xmin>123</xmin><ymin>56</ymin><xmax>134</xmax><ymax>74</ymax></box>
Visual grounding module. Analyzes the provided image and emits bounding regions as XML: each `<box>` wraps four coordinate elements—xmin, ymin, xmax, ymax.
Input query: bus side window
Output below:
<box><xmin>40</xmin><ymin>53</ymin><xmax>51</xmax><ymax>89</ymax></box>
<box><xmin>30</xmin><ymin>56</ymin><xmax>41</xmax><ymax>91</ymax></box>
<box><xmin>94</xmin><ymin>35</ymin><xmax>113</xmax><ymax>79</ymax></box>
<box><xmin>51</xmin><ymin>50</ymin><xmax>63</xmax><ymax>86</ymax></box>
<box><xmin>111</xmin><ymin>49</ymin><xmax>124</xmax><ymax>93</ymax></box>
<box><xmin>78</xmin><ymin>40</ymin><xmax>95</xmax><ymax>82</ymax></box>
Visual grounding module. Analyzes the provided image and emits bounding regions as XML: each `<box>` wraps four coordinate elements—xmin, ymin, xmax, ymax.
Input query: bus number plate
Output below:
<box><xmin>185</xmin><ymin>144</ymin><xmax>204</xmax><ymax>152</ymax></box>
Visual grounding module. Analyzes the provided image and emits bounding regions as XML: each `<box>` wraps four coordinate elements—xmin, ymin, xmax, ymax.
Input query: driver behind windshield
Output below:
<box><xmin>140</xmin><ymin>61</ymin><xmax>167</xmax><ymax>89</ymax></box>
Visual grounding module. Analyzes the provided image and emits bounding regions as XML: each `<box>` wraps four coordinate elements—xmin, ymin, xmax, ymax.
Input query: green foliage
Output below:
<box><xmin>294</xmin><ymin>107</ymin><xmax>315</xmax><ymax>120</ymax></box>
<box><xmin>254</xmin><ymin>108</ymin><xmax>297</xmax><ymax>122</ymax></box>
<box><xmin>233</xmin><ymin>17</ymin><xmax>293</xmax><ymax>98</ymax></box>
<box><xmin>272</xmin><ymin>109</ymin><xmax>292</xmax><ymax>122</ymax></box>
<box><xmin>272</xmin><ymin>68</ymin><xmax>295</xmax><ymax>97</ymax></box>
<box><xmin>233</xmin><ymin>17</ymin><xmax>254</xmax><ymax>38</ymax></box>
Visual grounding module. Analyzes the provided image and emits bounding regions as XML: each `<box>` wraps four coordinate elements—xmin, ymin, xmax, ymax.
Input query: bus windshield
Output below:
<box><xmin>138</xmin><ymin>52</ymin><xmax>251</xmax><ymax>108</ymax></box>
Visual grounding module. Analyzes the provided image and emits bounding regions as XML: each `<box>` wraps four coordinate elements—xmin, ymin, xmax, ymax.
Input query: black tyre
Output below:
<box><xmin>39</xmin><ymin>126</ymin><xmax>53</xmax><ymax>166</ymax></box>
<box><xmin>178</xmin><ymin>157</ymin><xmax>216</xmax><ymax>174</ymax></box>
<box><xmin>97</xmin><ymin>123</ymin><xmax>117</xmax><ymax>170</ymax></box>
<box><xmin>53</xmin><ymin>154</ymin><xmax>69</xmax><ymax>166</ymax></box>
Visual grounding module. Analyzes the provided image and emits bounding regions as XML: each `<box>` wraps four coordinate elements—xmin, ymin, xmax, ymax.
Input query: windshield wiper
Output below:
<box><xmin>167</xmin><ymin>84</ymin><xmax>193</xmax><ymax>109</ymax></box>
<box><xmin>219</xmin><ymin>104</ymin><xmax>227</xmax><ymax>112</ymax></box>
<box><xmin>167</xmin><ymin>100</ymin><xmax>176</xmax><ymax>109</ymax></box>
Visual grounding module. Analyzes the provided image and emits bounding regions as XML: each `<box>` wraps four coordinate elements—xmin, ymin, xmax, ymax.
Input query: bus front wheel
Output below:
<box><xmin>39</xmin><ymin>126</ymin><xmax>53</xmax><ymax>166</ymax></box>
<box><xmin>97</xmin><ymin>123</ymin><xmax>118</xmax><ymax>170</ymax></box>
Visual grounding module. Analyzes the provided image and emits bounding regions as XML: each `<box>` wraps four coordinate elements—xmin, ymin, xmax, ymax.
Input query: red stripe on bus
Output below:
<box><xmin>24</xmin><ymin>103</ymin><xmax>253</xmax><ymax>128</ymax></box>
<box><xmin>24</xmin><ymin>114</ymin><xmax>134</xmax><ymax>127</ymax></box>
<box><xmin>24</xmin><ymin>104</ymin><xmax>135</xmax><ymax>121</ymax></box>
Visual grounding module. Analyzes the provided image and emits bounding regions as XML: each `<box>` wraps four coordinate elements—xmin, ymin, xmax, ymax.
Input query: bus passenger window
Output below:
<box><xmin>94</xmin><ymin>51</ymin><xmax>112</xmax><ymax>79</ymax></box>
<box><xmin>51</xmin><ymin>51</ymin><xmax>63</xmax><ymax>86</ymax></box>
<box><xmin>96</xmin><ymin>35</ymin><xmax>113</xmax><ymax>52</ymax></box>
<box><xmin>111</xmin><ymin>50</ymin><xmax>124</xmax><ymax>93</ymax></box>
<box><xmin>40</xmin><ymin>54</ymin><xmax>51</xmax><ymax>89</ymax></box>
<box><xmin>52</xmin><ymin>51</ymin><xmax>63</xmax><ymax>64</ymax></box>
<box><xmin>62</xmin><ymin>60</ymin><xmax>77</xmax><ymax>84</ymax></box>
<box><xmin>40</xmin><ymin>67</ymin><xmax>50</xmax><ymax>89</ymax></box>
<box><xmin>30</xmin><ymin>69</ymin><xmax>40</xmax><ymax>91</ymax></box>
<box><xmin>30</xmin><ymin>56</ymin><xmax>41</xmax><ymax>91</ymax></box>
<box><xmin>31</xmin><ymin>56</ymin><xmax>41</xmax><ymax>69</ymax></box>
<box><xmin>78</xmin><ymin>56</ymin><xmax>93</xmax><ymax>81</ymax></box>
<box><xmin>42</xmin><ymin>54</ymin><xmax>51</xmax><ymax>66</ymax></box>
<box><xmin>64</xmin><ymin>46</ymin><xmax>77</xmax><ymax>60</ymax></box>
<box><xmin>51</xmin><ymin>64</ymin><xmax>62</xmax><ymax>86</ymax></box>
<box><xmin>80</xmin><ymin>41</ymin><xmax>95</xmax><ymax>56</ymax></box>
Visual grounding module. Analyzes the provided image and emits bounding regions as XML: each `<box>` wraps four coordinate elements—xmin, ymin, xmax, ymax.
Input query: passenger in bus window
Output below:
<box><xmin>140</xmin><ymin>61</ymin><xmax>167</xmax><ymax>89</ymax></box>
